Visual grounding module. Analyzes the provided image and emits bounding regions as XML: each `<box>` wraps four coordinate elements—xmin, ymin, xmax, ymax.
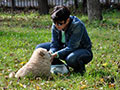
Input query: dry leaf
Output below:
<box><xmin>102</xmin><ymin>63</ymin><xmax>108</xmax><ymax>67</ymax></box>
<box><xmin>35</xmin><ymin>84</ymin><xmax>42</xmax><ymax>90</ymax></box>
<box><xmin>94</xmin><ymin>85</ymin><xmax>98</xmax><ymax>89</ymax></box>
<box><xmin>19</xmin><ymin>83</ymin><xmax>26</xmax><ymax>88</ymax></box>
<box><xmin>20</xmin><ymin>61</ymin><xmax>27</xmax><ymax>65</ymax></box>
<box><xmin>19</xmin><ymin>83</ymin><xmax>23</xmax><ymax>87</ymax></box>
<box><xmin>109</xmin><ymin>83</ymin><xmax>115</xmax><ymax>88</ymax></box>
<box><xmin>80</xmin><ymin>81</ymin><xmax>86</xmax><ymax>85</ymax></box>
<box><xmin>36</xmin><ymin>85</ymin><xmax>40</xmax><ymax>90</ymax></box>
<box><xmin>0</xmin><ymin>73</ymin><xmax>2</xmax><ymax>76</ymax></box>
<box><xmin>100</xmin><ymin>78</ymin><xmax>104</xmax><ymax>82</ymax></box>
<box><xmin>80</xmin><ymin>85</ymin><xmax>87</xmax><ymax>89</ymax></box>
<box><xmin>5</xmin><ymin>75</ymin><xmax>9</xmax><ymax>79</ymax></box>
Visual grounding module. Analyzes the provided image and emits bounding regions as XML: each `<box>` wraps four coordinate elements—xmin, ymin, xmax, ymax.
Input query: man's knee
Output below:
<box><xmin>66</xmin><ymin>55</ymin><xmax>77</xmax><ymax>68</ymax></box>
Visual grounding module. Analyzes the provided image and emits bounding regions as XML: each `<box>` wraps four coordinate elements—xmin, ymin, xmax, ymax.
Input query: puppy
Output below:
<box><xmin>15</xmin><ymin>48</ymin><xmax>51</xmax><ymax>78</ymax></box>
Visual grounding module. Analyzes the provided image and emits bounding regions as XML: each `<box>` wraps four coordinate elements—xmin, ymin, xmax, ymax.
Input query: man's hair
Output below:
<box><xmin>51</xmin><ymin>6</ymin><xmax>71</xmax><ymax>23</ymax></box>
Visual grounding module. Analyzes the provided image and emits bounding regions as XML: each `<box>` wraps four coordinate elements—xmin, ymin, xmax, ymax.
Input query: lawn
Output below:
<box><xmin>0</xmin><ymin>9</ymin><xmax>120</xmax><ymax>90</ymax></box>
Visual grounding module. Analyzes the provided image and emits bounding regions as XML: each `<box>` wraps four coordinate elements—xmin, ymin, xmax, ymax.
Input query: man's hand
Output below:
<box><xmin>50</xmin><ymin>52</ymin><xmax>58</xmax><ymax>63</ymax></box>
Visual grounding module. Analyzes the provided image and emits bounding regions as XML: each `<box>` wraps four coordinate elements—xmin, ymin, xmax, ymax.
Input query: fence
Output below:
<box><xmin>100</xmin><ymin>0</ymin><xmax>120</xmax><ymax>4</ymax></box>
<box><xmin>0</xmin><ymin>0</ymin><xmax>78</xmax><ymax>8</ymax></box>
<box><xmin>0</xmin><ymin>0</ymin><xmax>120</xmax><ymax>8</ymax></box>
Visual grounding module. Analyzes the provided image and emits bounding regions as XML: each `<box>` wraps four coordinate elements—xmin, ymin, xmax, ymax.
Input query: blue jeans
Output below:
<box><xmin>36</xmin><ymin>42</ymin><xmax>93</xmax><ymax>70</ymax></box>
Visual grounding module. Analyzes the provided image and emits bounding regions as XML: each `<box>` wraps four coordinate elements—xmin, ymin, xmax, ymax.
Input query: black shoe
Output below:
<box><xmin>74</xmin><ymin>64</ymin><xmax>86</xmax><ymax>76</ymax></box>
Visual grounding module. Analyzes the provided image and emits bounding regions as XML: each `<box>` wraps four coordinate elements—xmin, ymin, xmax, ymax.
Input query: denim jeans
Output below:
<box><xmin>36</xmin><ymin>42</ymin><xmax>93</xmax><ymax>70</ymax></box>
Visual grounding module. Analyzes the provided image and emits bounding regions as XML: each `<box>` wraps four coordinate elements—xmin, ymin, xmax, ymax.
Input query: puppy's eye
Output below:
<box><xmin>39</xmin><ymin>52</ymin><xmax>45</xmax><ymax>57</ymax></box>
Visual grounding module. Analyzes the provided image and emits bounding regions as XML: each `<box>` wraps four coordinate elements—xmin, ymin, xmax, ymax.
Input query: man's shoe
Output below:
<box><xmin>50</xmin><ymin>64</ymin><xmax>69</xmax><ymax>74</ymax></box>
<box><xmin>74</xmin><ymin>64</ymin><xmax>86</xmax><ymax>76</ymax></box>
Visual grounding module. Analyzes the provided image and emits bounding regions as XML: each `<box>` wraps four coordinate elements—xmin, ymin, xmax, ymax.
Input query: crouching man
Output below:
<box><xmin>36</xmin><ymin>5</ymin><xmax>93</xmax><ymax>75</ymax></box>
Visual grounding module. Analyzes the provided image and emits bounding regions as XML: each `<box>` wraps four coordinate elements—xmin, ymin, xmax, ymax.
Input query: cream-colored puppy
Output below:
<box><xmin>15</xmin><ymin>48</ymin><xmax>51</xmax><ymax>78</ymax></box>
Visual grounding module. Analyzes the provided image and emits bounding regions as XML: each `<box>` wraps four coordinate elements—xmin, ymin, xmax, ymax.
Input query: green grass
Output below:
<box><xmin>0</xmin><ymin>10</ymin><xmax>120</xmax><ymax>90</ymax></box>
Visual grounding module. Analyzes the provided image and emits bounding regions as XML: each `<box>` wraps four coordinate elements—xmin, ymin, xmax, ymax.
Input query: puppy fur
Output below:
<box><xmin>15</xmin><ymin>48</ymin><xmax>51</xmax><ymax>78</ymax></box>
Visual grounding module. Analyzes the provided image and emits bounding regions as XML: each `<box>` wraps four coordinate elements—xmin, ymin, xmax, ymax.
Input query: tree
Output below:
<box><xmin>12</xmin><ymin>0</ymin><xmax>15</xmax><ymax>10</ymax></box>
<box><xmin>38</xmin><ymin>0</ymin><xmax>49</xmax><ymax>15</ymax></box>
<box><xmin>105</xmin><ymin>0</ymin><xmax>110</xmax><ymax>8</ymax></box>
<box><xmin>82</xmin><ymin>0</ymin><xmax>87</xmax><ymax>14</ymax></box>
<box><xmin>74</xmin><ymin>0</ymin><xmax>79</xmax><ymax>9</ymax></box>
<box><xmin>87</xmin><ymin>0</ymin><xmax>103</xmax><ymax>21</ymax></box>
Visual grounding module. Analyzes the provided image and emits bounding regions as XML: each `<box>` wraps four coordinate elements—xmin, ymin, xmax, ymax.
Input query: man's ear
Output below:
<box><xmin>66</xmin><ymin>18</ymin><xmax>70</xmax><ymax>24</ymax></box>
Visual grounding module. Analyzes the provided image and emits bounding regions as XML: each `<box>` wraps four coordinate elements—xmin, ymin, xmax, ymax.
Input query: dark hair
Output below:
<box><xmin>51</xmin><ymin>6</ymin><xmax>71</xmax><ymax>23</ymax></box>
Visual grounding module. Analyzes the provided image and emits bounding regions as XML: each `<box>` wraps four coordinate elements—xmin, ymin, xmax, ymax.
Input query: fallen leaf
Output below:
<box><xmin>109</xmin><ymin>83</ymin><xmax>115</xmax><ymax>88</ymax></box>
<box><xmin>0</xmin><ymin>73</ymin><xmax>2</xmax><ymax>76</ymax></box>
<box><xmin>19</xmin><ymin>83</ymin><xmax>23</xmax><ymax>87</ymax></box>
<box><xmin>36</xmin><ymin>85</ymin><xmax>40</xmax><ymax>90</ymax></box>
<box><xmin>19</xmin><ymin>83</ymin><xmax>26</xmax><ymax>88</ymax></box>
<box><xmin>5</xmin><ymin>75</ymin><xmax>9</xmax><ymax>79</ymax></box>
<box><xmin>102</xmin><ymin>63</ymin><xmax>108</xmax><ymax>67</ymax></box>
<box><xmin>80</xmin><ymin>81</ymin><xmax>86</xmax><ymax>85</ymax></box>
<box><xmin>80</xmin><ymin>85</ymin><xmax>87</xmax><ymax>89</ymax></box>
<box><xmin>35</xmin><ymin>84</ymin><xmax>42</xmax><ymax>90</ymax></box>
<box><xmin>100</xmin><ymin>78</ymin><xmax>104</xmax><ymax>82</ymax></box>
<box><xmin>20</xmin><ymin>61</ymin><xmax>27</xmax><ymax>65</ymax></box>
<box><xmin>94</xmin><ymin>85</ymin><xmax>98</xmax><ymax>89</ymax></box>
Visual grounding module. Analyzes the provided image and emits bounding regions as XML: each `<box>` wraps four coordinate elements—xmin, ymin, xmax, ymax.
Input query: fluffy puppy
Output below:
<box><xmin>15</xmin><ymin>48</ymin><xmax>51</xmax><ymax>78</ymax></box>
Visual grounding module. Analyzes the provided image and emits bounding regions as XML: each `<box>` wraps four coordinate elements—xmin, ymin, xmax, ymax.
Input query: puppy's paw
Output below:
<box><xmin>9</xmin><ymin>72</ymin><xmax>15</xmax><ymax>78</ymax></box>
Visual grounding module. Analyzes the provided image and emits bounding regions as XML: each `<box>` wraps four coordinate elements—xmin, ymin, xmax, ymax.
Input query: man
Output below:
<box><xmin>36</xmin><ymin>6</ymin><xmax>93</xmax><ymax>75</ymax></box>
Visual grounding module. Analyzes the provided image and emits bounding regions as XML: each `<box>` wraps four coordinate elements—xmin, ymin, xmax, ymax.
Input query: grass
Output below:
<box><xmin>0</xmin><ymin>9</ymin><xmax>120</xmax><ymax>90</ymax></box>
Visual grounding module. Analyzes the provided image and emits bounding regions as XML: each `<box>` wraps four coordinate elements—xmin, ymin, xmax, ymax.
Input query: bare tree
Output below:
<box><xmin>38</xmin><ymin>0</ymin><xmax>49</xmax><ymax>15</ymax></box>
<box><xmin>87</xmin><ymin>0</ymin><xmax>103</xmax><ymax>21</ymax></box>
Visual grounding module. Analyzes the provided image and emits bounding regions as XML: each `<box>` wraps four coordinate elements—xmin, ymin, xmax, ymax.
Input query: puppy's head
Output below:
<box><xmin>35</xmin><ymin>48</ymin><xmax>51</xmax><ymax>60</ymax></box>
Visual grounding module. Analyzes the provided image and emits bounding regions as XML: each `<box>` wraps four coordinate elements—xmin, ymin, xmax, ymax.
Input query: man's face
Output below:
<box><xmin>54</xmin><ymin>18</ymin><xmax>69</xmax><ymax>31</ymax></box>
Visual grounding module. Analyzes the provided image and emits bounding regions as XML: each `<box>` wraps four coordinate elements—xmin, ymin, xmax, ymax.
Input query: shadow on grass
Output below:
<box><xmin>88</xmin><ymin>69</ymin><xmax>116</xmax><ymax>83</ymax></box>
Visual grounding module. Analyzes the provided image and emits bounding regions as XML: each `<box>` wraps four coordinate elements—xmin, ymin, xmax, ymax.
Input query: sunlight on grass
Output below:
<box><xmin>0</xmin><ymin>10</ymin><xmax>120</xmax><ymax>89</ymax></box>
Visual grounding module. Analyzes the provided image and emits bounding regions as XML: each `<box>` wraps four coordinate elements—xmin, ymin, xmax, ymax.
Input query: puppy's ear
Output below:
<box><xmin>39</xmin><ymin>51</ymin><xmax>45</xmax><ymax>57</ymax></box>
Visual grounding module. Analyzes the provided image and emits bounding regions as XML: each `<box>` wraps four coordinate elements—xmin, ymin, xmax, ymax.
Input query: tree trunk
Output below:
<box><xmin>87</xmin><ymin>0</ymin><xmax>103</xmax><ymax>21</ymax></box>
<box><xmin>38</xmin><ymin>0</ymin><xmax>49</xmax><ymax>15</ymax></box>
<box><xmin>82</xmin><ymin>0</ymin><xmax>87</xmax><ymax>14</ymax></box>
<box><xmin>105</xmin><ymin>0</ymin><xmax>110</xmax><ymax>8</ymax></box>
<box><xmin>74</xmin><ymin>0</ymin><xmax>78</xmax><ymax>9</ymax></box>
<box><xmin>12</xmin><ymin>0</ymin><xmax>15</xmax><ymax>11</ymax></box>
